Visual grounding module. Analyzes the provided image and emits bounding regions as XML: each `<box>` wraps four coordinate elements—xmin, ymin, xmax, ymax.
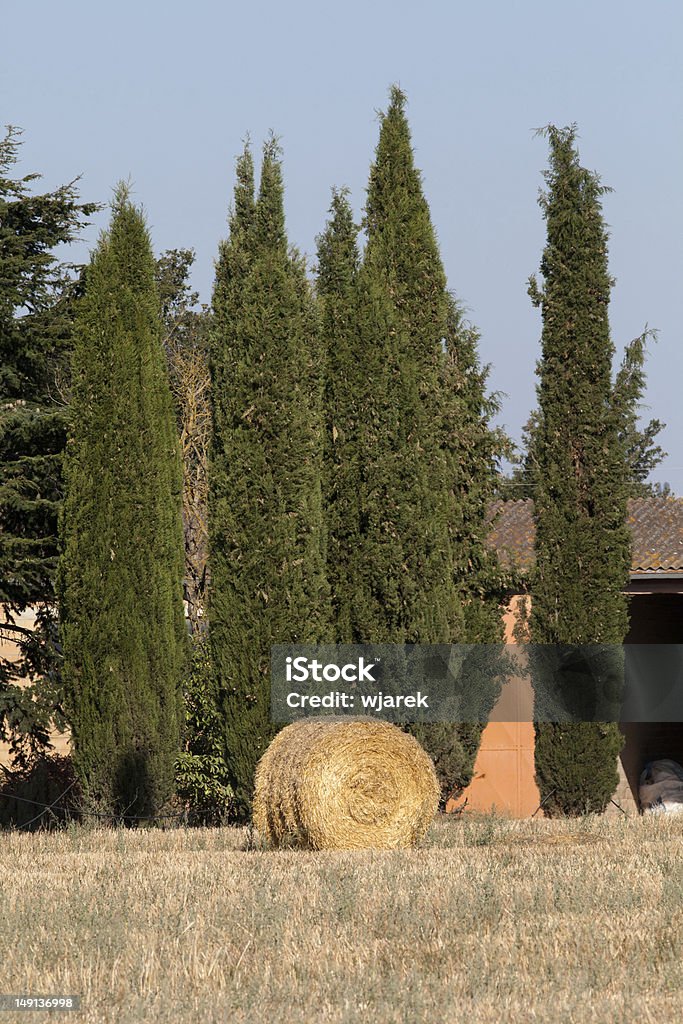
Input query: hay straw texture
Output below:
<box><xmin>253</xmin><ymin>718</ymin><xmax>440</xmax><ymax>850</ymax></box>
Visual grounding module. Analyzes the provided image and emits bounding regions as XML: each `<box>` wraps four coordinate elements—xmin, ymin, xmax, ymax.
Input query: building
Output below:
<box><xmin>454</xmin><ymin>497</ymin><xmax>683</xmax><ymax>817</ymax></box>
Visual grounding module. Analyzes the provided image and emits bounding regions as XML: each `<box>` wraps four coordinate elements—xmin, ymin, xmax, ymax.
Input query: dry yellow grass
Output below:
<box><xmin>0</xmin><ymin>815</ymin><xmax>681</xmax><ymax>1023</ymax></box>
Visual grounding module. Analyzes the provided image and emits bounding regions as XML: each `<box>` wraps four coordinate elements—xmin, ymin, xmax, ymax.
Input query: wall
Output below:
<box><xmin>450</xmin><ymin>592</ymin><xmax>654</xmax><ymax>817</ymax></box>
<box><xmin>447</xmin><ymin>596</ymin><xmax>542</xmax><ymax>817</ymax></box>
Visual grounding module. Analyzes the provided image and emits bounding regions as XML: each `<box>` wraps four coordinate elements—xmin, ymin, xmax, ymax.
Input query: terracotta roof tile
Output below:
<box><xmin>487</xmin><ymin>497</ymin><xmax>683</xmax><ymax>575</ymax></box>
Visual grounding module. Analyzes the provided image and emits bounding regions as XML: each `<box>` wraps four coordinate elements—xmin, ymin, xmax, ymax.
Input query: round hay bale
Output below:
<box><xmin>253</xmin><ymin>717</ymin><xmax>439</xmax><ymax>850</ymax></box>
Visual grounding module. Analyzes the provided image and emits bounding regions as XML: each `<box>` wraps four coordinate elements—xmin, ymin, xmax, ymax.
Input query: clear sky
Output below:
<box><xmin>3</xmin><ymin>0</ymin><xmax>682</xmax><ymax>491</ymax></box>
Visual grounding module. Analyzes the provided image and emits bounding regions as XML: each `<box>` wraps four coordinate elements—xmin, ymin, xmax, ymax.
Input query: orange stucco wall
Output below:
<box><xmin>447</xmin><ymin>596</ymin><xmax>542</xmax><ymax>817</ymax></box>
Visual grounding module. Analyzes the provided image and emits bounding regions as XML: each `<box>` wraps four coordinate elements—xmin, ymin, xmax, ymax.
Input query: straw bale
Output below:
<box><xmin>253</xmin><ymin>717</ymin><xmax>439</xmax><ymax>850</ymax></box>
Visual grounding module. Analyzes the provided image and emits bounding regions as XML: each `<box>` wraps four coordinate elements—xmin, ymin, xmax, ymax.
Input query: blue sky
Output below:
<box><xmin>4</xmin><ymin>0</ymin><xmax>682</xmax><ymax>490</ymax></box>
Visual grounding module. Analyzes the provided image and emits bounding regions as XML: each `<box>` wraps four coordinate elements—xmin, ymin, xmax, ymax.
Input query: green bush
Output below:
<box><xmin>175</xmin><ymin>637</ymin><xmax>234</xmax><ymax>826</ymax></box>
<box><xmin>534</xmin><ymin>723</ymin><xmax>623</xmax><ymax>816</ymax></box>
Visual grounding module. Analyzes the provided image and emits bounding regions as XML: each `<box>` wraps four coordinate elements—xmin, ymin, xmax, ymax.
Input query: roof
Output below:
<box><xmin>488</xmin><ymin>497</ymin><xmax>683</xmax><ymax>576</ymax></box>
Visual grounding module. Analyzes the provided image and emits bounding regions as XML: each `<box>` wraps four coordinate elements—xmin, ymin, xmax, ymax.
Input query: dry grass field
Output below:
<box><xmin>1</xmin><ymin>815</ymin><xmax>682</xmax><ymax>1023</ymax></box>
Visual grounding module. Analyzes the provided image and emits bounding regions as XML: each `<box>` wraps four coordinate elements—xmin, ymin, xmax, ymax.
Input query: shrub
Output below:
<box><xmin>175</xmin><ymin>637</ymin><xmax>233</xmax><ymax>825</ymax></box>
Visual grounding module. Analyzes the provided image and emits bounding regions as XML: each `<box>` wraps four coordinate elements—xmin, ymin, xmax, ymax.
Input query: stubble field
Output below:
<box><xmin>0</xmin><ymin>815</ymin><xmax>681</xmax><ymax>1023</ymax></box>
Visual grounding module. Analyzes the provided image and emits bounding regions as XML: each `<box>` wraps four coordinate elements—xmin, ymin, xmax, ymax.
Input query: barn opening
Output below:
<box><xmin>621</xmin><ymin>580</ymin><xmax>683</xmax><ymax>805</ymax></box>
<box><xmin>458</xmin><ymin>496</ymin><xmax>683</xmax><ymax>817</ymax></box>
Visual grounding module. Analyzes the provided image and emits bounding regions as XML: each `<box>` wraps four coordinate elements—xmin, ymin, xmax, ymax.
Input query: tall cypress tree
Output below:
<box><xmin>315</xmin><ymin>190</ymin><xmax>361</xmax><ymax>642</ymax></box>
<box><xmin>528</xmin><ymin>126</ymin><xmax>631</xmax><ymax>815</ymax></box>
<box><xmin>58</xmin><ymin>186</ymin><xmax>187</xmax><ymax>819</ymax></box>
<box><xmin>317</xmin><ymin>88</ymin><xmax>505</xmax><ymax>801</ymax></box>
<box><xmin>362</xmin><ymin>87</ymin><xmax>462</xmax><ymax>646</ymax></box>
<box><xmin>363</xmin><ymin>88</ymin><xmax>506</xmax><ymax>639</ymax></box>
<box><xmin>210</xmin><ymin>141</ymin><xmax>329</xmax><ymax>820</ymax></box>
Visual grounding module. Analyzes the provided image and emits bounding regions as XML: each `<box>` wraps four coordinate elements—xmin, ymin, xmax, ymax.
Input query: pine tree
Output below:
<box><xmin>0</xmin><ymin>127</ymin><xmax>99</xmax><ymax>762</ymax></box>
<box><xmin>317</xmin><ymin>88</ymin><xmax>506</xmax><ymax>801</ymax></box>
<box><xmin>58</xmin><ymin>186</ymin><xmax>187</xmax><ymax>819</ymax></box>
<box><xmin>210</xmin><ymin>141</ymin><xmax>329</xmax><ymax>820</ymax></box>
<box><xmin>528</xmin><ymin>126</ymin><xmax>631</xmax><ymax>815</ymax></box>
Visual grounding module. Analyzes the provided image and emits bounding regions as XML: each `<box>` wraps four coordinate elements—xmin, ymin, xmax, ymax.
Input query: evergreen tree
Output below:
<box><xmin>174</xmin><ymin>634</ymin><xmax>233</xmax><ymax>824</ymax></box>
<box><xmin>442</xmin><ymin>298</ymin><xmax>510</xmax><ymax>643</ymax></box>
<box><xmin>504</xmin><ymin>330</ymin><xmax>666</xmax><ymax>500</ymax></box>
<box><xmin>528</xmin><ymin>126</ymin><xmax>631</xmax><ymax>815</ymax></box>
<box><xmin>210</xmin><ymin>141</ymin><xmax>329</xmax><ymax>820</ymax></box>
<box><xmin>0</xmin><ymin>127</ymin><xmax>99</xmax><ymax>762</ymax></box>
<box><xmin>315</xmin><ymin>190</ymin><xmax>362</xmax><ymax>642</ymax></box>
<box><xmin>58</xmin><ymin>186</ymin><xmax>187</xmax><ymax>819</ymax></box>
<box><xmin>362</xmin><ymin>87</ymin><xmax>462</xmax><ymax>648</ymax></box>
<box><xmin>317</xmin><ymin>88</ymin><xmax>506</xmax><ymax>801</ymax></box>
<box><xmin>611</xmin><ymin>331</ymin><xmax>667</xmax><ymax>497</ymax></box>
<box><xmin>494</xmin><ymin>412</ymin><xmax>541</xmax><ymax>501</ymax></box>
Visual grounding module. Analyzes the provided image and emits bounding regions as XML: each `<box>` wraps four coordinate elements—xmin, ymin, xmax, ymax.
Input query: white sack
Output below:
<box><xmin>639</xmin><ymin>758</ymin><xmax>683</xmax><ymax>814</ymax></box>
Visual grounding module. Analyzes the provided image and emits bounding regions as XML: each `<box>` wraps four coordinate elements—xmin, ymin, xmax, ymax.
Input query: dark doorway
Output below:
<box><xmin>620</xmin><ymin>590</ymin><xmax>683</xmax><ymax>803</ymax></box>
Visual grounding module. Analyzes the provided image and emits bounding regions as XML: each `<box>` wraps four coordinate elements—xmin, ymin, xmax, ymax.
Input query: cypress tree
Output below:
<box><xmin>442</xmin><ymin>297</ymin><xmax>509</xmax><ymax>644</ymax></box>
<box><xmin>528</xmin><ymin>126</ymin><xmax>631</xmax><ymax>815</ymax></box>
<box><xmin>315</xmin><ymin>190</ymin><xmax>362</xmax><ymax>642</ymax></box>
<box><xmin>364</xmin><ymin>88</ymin><xmax>506</xmax><ymax>638</ymax></box>
<box><xmin>504</xmin><ymin>331</ymin><xmax>666</xmax><ymax>500</ymax></box>
<box><xmin>58</xmin><ymin>186</ymin><xmax>187</xmax><ymax>819</ymax></box>
<box><xmin>611</xmin><ymin>331</ymin><xmax>667</xmax><ymax>497</ymax></box>
<box><xmin>362</xmin><ymin>87</ymin><xmax>462</xmax><ymax>645</ymax></box>
<box><xmin>210</xmin><ymin>141</ymin><xmax>329</xmax><ymax>820</ymax></box>
<box><xmin>317</xmin><ymin>88</ymin><xmax>505</xmax><ymax>801</ymax></box>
